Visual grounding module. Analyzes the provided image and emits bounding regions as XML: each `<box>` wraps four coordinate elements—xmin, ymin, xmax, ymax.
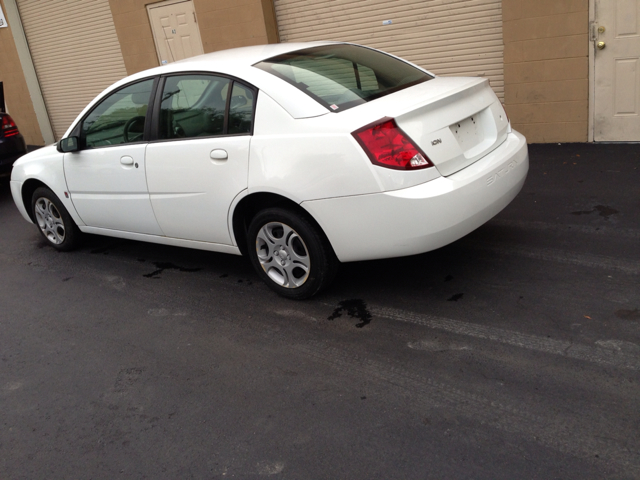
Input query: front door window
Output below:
<box><xmin>82</xmin><ymin>79</ymin><xmax>155</xmax><ymax>148</ymax></box>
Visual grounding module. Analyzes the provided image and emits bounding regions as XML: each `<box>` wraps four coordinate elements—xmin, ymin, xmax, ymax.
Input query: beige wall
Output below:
<box><xmin>195</xmin><ymin>0</ymin><xmax>278</xmax><ymax>52</ymax></box>
<box><xmin>109</xmin><ymin>0</ymin><xmax>163</xmax><ymax>75</ymax></box>
<box><xmin>0</xmin><ymin>0</ymin><xmax>43</xmax><ymax>145</ymax></box>
<box><xmin>503</xmin><ymin>0</ymin><xmax>589</xmax><ymax>143</ymax></box>
<box><xmin>109</xmin><ymin>0</ymin><xmax>279</xmax><ymax>76</ymax></box>
<box><xmin>5</xmin><ymin>0</ymin><xmax>592</xmax><ymax>145</ymax></box>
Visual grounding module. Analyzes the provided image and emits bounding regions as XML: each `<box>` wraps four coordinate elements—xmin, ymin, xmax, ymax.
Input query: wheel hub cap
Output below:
<box><xmin>34</xmin><ymin>197</ymin><xmax>66</xmax><ymax>245</ymax></box>
<box><xmin>274</xmin><ymin>247</ymin><xmax>291</xmax><ymax>266</ymax></box>
<box><xmin>255</xmin><ymin>222</ymin><xmax>310</xmax><ymax>288</ymax></box>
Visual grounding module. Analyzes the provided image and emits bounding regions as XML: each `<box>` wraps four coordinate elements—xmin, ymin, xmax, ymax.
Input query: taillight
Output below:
<box><xmin>352</xmin><ymin>117</ymin><xmax>433</xmax><ymax>170</ymax></box>
<box><xmin>1</xmin><ymin>114</ymin><xmax>20</xmax><ymax>137</ymax></box>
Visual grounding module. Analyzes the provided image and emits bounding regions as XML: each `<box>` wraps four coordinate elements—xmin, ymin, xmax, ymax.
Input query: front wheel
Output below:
<box><xmin>247</xmin><ymin>208</ymin><xmax>338</xmax><ymax>300</ymax></box>
<box><xmin>31</xmin><ymin>187</ymin><xmax>82</xmax><ymax>251</ymax></box>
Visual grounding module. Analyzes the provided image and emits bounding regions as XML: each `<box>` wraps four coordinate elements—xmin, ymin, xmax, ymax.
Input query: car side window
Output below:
<box><xmin>82</xmin><ymin>79</ymin><xmax>154</xmax><ymax>148</ymax></box>
<box><xmin>160</xmin><ymin>74</ymin><xmax>255</xmax><ymax>140</ymax></box>
<box><xmin>228</xmin><ymin>82</ymin><xmax>255</xmax><ymax>134</ymax></box>
<box><xmin>160</xmin><ymin>75</ymin><xmax>231</xmax><ymax>140</ymax></box>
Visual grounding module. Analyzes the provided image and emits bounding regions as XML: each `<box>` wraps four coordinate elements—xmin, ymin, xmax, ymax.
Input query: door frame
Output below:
<box><xmin>147</xmin><ymin>0</ymin><xmax>203</xmax><ymax>66</ymax></box>
<box><xmin>588</xmin><ymin>0</ymin><xmax>596</xmax><ymax>142</ymax></box>
<box><xmin>588</xmin><ymin>0</ymin><xmax>640</xmax><ymax>142</ymax></box>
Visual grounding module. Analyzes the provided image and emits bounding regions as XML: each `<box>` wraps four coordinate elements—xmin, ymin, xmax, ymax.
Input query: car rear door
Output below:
<box><xmin>145</xmin><ymin>74</ymin><xmax>254</xmax><ymax>245</ymax></box>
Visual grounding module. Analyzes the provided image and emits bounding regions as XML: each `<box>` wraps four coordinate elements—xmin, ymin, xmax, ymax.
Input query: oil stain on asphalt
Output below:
<box><xmin>143</xmin><ymin>262</ymin><xmax>202</xmax><ymax>278</ymax></box>
<box><xmin>615</xmin><ymin>308</ymin><xmax>640</xmax><ymax>320</ymax></box>
<box><xmin>571</xmin><ymin>205</ymin><xmax>619</xmax><ymax>218</ymax></box>
<box><xmin>328</xmin><ymin>299</ymin><xmax>372</xmax><ymax>328</ymax></box>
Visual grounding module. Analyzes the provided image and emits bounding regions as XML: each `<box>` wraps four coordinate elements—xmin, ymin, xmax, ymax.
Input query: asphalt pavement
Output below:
<box><xmin>1</xmin><ymin>143</ymin><xmax>639</xmax><ymax>479</ymax></box>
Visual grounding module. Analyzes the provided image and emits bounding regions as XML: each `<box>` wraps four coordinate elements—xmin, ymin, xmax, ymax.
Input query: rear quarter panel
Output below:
<box><xmin>249</xmin><ymin>92</ymin><xmax>383</xmax><ymax>202</ymax></box>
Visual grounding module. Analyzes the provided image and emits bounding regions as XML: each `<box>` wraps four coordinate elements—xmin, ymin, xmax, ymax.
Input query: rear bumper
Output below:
<box><xmin>0</xmin><ymin>134</ymin><xmax>27</xmax><ymax>175</ymax></box>
<box><xmin>303</xmin><ymin>131</ymin><xmax>528</xmax><ymax>262</ymax></box>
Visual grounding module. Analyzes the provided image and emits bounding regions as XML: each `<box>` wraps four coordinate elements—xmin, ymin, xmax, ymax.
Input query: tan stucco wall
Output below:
<box><xmin>109</xmin><ymin>0</ymin><xmax>279</xmax><ymax>76</ymax></box>
<box><xmin>502</xmin><ymin>0</ymin><xmax>589</xmax><ymax>143</ymax></box>
<box><xmin>108</xmin><ymin>0</ymin><xmax>163</xmax><ymax>75</ymax></box>
<box><xmin>195</xmin><ymin>0</ymin><xmax>278</xmax><ymax>52</ymax></box>
<box><xmin>0</xmin><ymin>0</ymin><xmax>44</xmax><ymax>145</ymax></box>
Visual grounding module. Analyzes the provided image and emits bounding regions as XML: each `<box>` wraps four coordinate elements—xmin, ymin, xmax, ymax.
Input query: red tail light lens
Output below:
<box><xmin>352</xmin><ymin>117</ymin><xmax>433</xmax><ymax>170</ymax></box>
<box><xmin>1</xmin><ymin>114</ymin><xmax>20</xmax><ymax>137</ymax></box>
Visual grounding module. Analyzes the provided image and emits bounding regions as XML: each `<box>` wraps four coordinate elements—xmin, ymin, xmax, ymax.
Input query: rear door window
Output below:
<box><xmin>228</xmin><ymin>82</ymin><xmax>255</xmax><ymax>134</ymax></box>
<box><xmin>159</xmin><ymin>74</ymin><xmax>256</xmax><ymax>140</ymax></box>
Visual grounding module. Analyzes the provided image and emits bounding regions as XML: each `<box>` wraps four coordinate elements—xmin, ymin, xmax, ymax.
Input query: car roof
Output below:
<box><xmin>65</xmin><ymin>41</ymin><xmax>345</xmax><ymax>134</ymax></box>
<box><xmin>128</xmin><ymin>40</ymin><xmax>345</xmax><ymax>81</ymax></box>
<box><xmin>169</xmin><ymin>41</ymin><xmax>343</xmax><ymax>71</ymax></box>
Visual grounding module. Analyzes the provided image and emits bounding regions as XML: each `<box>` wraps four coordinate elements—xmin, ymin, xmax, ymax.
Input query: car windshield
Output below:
<box><xmin>254</xmin><ymin>44</ymin><xmax>433</xmax><ymax>112</ymax></box>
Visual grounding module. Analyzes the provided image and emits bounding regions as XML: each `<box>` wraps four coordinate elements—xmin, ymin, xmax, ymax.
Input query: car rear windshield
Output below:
<box><xmin>254</xmin><ymin>44</ymin><xmax>433</xmax><ymax>112</ymax></box>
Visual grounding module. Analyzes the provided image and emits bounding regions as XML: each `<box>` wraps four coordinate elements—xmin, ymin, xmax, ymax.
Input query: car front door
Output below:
<box><xmin>64</xmin><ymin>78</ymin><xmax>164</xmax><ymax>235</ymax></box>
<box><xmin>145</xmin><ymin>74</ymin><xmax>254</xmax><ymax>244</ymax></box>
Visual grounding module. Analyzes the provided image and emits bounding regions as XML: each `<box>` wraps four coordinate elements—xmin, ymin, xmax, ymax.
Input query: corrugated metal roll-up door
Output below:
<box><xmin>274</xmin><ymin>0</ymin><xmax>504</xmax><ymax>100</ymax></box>
<box><xmin>17</xmin><ymin>0</ymin><xmax>128</xmax><ymax>140</ymax></box>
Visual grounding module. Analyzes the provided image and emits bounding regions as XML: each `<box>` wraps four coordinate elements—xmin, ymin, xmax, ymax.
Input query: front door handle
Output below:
<box><xmin>210</xmin><ymin>149</ymin><xmax>228</xmax><ymax>160</ymax></box>
<box><xmin>120</xmin><ymin>156</ymin><xmax>134</xmax><ymax>165</ymax></box>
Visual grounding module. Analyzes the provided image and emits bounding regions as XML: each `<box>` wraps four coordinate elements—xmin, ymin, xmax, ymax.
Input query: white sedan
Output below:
<box><xmin>10</xmin><ymin>42</ymin><xmax>528</xmax><ymax>299</ymax></box>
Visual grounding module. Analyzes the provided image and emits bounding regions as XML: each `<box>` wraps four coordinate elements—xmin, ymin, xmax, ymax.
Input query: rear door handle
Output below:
<box><xmin>210</xmin><ymin>149</ymin><xmax>228</xmax><ymax>160</ymax></box>
<box><xmin>120</xmin><ymin>156</ymin><xmax>134</xmax><ymax>165</ymax></box>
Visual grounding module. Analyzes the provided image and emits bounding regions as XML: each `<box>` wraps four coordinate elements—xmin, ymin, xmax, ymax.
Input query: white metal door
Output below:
<box><xmin>64</xmin><ymin>145</ymin><xmax>163</xmax><ymax>235</ymax></box>
<box><xmin>148</xmin><ymin>0</ymin><xmax>204</xmax><ymax>65</ymax></box>
<box><xmin>594</xmin><ymin>0</ymin><xmax>640</xmax><ymax>141</ymax></box>
<box><xmin>274</xmin><ymin>0</ymin><xmax>505</xmax><ymax>100</ymax></box>
<box><xmin>145</xmin><ymin>74</ymin><xmax>252</xmax><ymax>245</ymax></box>
<box><xmin>146</xmin><ymin>136</ymin><xmax>250</xmax><ymax>245</ymax></box>
<box><xmin>63</xmin><ymin>78</ymin><xmax>161</xmax><ymax>235</ymax></box>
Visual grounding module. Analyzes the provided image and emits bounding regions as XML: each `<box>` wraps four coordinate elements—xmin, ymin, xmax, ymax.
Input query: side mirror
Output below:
<box><xmin>57</xmin><ymin>136</ymin><xmax>79</xmax><ymax>153</ymax></box>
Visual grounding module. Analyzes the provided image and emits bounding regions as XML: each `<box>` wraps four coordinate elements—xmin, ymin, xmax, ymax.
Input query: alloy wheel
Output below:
<box><xmin>255</xmin><ymin>221</ymin><xmax>310</xmax><ymax>288</ymax></box>
<box><xmin>34</xmin><ymin>197</ymin><xmax>66</xmax><ymax>245</ymax></box>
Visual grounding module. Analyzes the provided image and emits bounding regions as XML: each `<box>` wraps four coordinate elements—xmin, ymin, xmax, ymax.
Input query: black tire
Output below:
<box><xmin>31</xmin><ymin>186</ymin><xmax>82</xmax><ymax>251</ymax></box>
<box><xmin>247</xmin><ymin>207</ymin><xmax>338</xmax><ymax>300</ymax></box>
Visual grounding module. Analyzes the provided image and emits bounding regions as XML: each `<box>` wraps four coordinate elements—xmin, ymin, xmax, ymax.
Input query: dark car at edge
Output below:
<box><xmin>0</xmin><ymin>113</ymin><xmax>27</xmax><ymax>178</ymax></box>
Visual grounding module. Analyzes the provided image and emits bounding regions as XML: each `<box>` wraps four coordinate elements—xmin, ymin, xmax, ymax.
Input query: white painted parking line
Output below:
<box><xmin>372</xmin><ymin>306</ymin><xmax>640</xmax><ymax>370</ymax></box>
<box><xmin>490</xmin><ymin>219</ymin><xmax>640</xmax><ymax>240</ymax></box>
<box><xmin>462</xmin><ymin>241</ymin><xmax>640</xmax><ymax>275</ymax></box>
<box><xmin>294</xmin><ymin>340</ymin><xmax>639</xmax><ymax>474</ymax></box>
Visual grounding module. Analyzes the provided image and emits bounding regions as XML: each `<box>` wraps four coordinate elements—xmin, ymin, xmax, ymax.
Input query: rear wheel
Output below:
<box><xmin>247</xmin><ymin>208</ymin><xmax>338</xmax><ymax>300</ymax></box>
<box><xmin>31</xmin><ymin>187</ymin><xmax>82</xmax><ymax>251</ymax></box>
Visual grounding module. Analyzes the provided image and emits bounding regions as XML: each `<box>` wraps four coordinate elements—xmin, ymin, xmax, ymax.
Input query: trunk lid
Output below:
<box><xmin>382</xmin><ymin>77</ymin><xmax>509</xmax><ymax>176</ymax></box>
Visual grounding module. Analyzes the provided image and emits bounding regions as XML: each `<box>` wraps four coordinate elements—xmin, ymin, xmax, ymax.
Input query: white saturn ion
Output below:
<box><xmin>10</xmin><ymin>42</ymin><xmax>528</xmax><ymax>299</ymax></box>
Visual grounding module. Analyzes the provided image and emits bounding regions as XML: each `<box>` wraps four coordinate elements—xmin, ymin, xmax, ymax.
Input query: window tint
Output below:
<box><xmin>228</xmin><ymin>82</ymin><xmax>254</xmax><ymax>134</ymax></box>
<box><xmin>170</xmin><ymin>78</ymin><xmax>210</xmax><ymax>110</ymax></box>
<box><xmin>160</xmin><ymin>75</ymin><xmax>230</xmax><ymax>140</ymax></box>
<box><xmin>254</xmin><ymin>45</ymin><xmax>432</xmax><ymax>112</ymax></box>
<box><xmin>83</xmin><ymin>79</ymin><xmax>154</xmax><ymax>148</ymax></box>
